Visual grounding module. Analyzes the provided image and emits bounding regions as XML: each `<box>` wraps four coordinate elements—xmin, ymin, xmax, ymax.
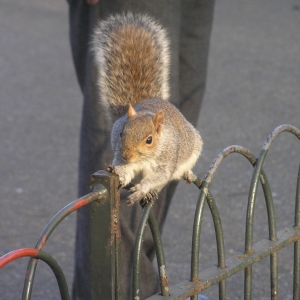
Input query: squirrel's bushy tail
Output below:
<box><xmin>92</xmin><ymin>13</ymin><xmax>170</xmax><ymax>123</ymax></box>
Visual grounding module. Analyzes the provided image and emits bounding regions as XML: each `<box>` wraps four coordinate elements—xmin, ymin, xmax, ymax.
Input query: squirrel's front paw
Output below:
<box><xmin>106</xmin><ymin>164</ymin><xmax>127</xmax><ymax>188</ymax></box>
<box><xmin>127</xmin><ymin>186</ymin><xmax>158</xmax><ymax>206</ymax></box>
<box><xmin>142</xmin><ymin>190</ymin><xmax>159</xmax><ymax>204</ymax></box>
<box><xmin>127</xmin><ymin>186</ymin><xmax>144</xmax><ymax>206</ymax></box>
<box><xmin>106</xmin><ymin>163</ymin><xmax>115</xmax><ymax>173</ymax></box>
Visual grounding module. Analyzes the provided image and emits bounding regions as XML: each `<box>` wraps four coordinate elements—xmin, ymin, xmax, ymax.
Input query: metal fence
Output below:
<box><xmin>0</xmin><ymin>124</ymin><xmax>299</xmax><ymax>299</ymax></box>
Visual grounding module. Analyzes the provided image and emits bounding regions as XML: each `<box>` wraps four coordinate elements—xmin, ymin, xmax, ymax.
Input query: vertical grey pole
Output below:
<box><xmin>89</xmin><ymin>171</ymin><xmax>122</xmax><ymax>300</ymax></box>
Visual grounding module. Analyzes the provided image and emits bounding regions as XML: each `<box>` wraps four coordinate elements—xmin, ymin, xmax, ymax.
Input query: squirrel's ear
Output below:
<box><xmin>153</xmin><ymin>110</ymin><xmax>164</xmax><ymax>135</ymax></box>
<box><xmin>128</xmin><ymin>104</ymin><xmax>136</xmax><ymax>118</ymax></box>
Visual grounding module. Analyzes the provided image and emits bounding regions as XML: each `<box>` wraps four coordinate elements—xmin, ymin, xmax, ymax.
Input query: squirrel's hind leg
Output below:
<box><xmin>182</xmin><ymin>170</ymin><xmax>198</xmax><ymax>184</ymax></box>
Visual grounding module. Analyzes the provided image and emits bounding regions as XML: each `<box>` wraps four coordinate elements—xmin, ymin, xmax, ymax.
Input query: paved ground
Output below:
<box><xmin>0</xmin><ymin>0</ymin><xmax>299</xmax><ymax>299</ymax></box>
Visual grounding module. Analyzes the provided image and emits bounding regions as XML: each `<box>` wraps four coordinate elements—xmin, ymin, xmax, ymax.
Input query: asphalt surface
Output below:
<box><xmin>0</xmin><ymin>1</ymin><xmax>299</xmax><ymax>299</ymax></box>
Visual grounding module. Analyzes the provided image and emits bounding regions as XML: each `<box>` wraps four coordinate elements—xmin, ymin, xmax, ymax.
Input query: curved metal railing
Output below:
<box><xmin>0</xmin><ymin>124</ymin><xmax>299</xmax><ymax>300</ymax></box>
<box><xmin>144</xmin><ymin>125</ymin><xmax>300</xmax><ymax>299</ymax></box>
<box><xmin>0</xmin><ymin>189</ymin><xmax>106</xmax><ymax>300</ymax></box>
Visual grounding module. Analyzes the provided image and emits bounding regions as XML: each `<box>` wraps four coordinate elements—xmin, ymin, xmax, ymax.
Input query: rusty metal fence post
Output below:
<box><xmin>89</xmin><ymin>170</ymin><xmax>122</xmax><ymax>300</ymax></box>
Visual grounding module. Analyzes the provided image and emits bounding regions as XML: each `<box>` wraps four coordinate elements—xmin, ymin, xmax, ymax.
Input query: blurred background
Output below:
<box><xmin>0</xmin><ymin>0</ymin><xmax>299</xmax><ymax>299</ymax></box>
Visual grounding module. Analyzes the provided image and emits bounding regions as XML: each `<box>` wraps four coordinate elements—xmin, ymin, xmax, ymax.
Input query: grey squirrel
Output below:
<box><xmin>92</xmin><ymin>13</ymin><xmax>203</xmax><ymax>205</ymax></box>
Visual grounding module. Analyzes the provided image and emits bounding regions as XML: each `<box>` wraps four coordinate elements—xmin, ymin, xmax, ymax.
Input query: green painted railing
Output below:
<box><xmin>0</xmin><ymin>124</ymin><xmax>299</xmax><ymax>300</ymax></box>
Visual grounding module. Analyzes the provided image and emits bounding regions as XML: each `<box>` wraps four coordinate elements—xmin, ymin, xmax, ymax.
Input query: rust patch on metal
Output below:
<box><xmin>110</xmin><ymin>206</ymin><xmax>121</xmax><ymax>246</ymax></box>
<box><xmin>67</xmin><ymin>198</ymin><xmax>89</xmax><ymax>214</ymax></box>
<box><xmin>109</xmin><ymin>173</ymin><xmax>122</xmax><ymax>246</ymax></box>
<box><xmin>38</xmin><ymin>234</ymin><xmax>47</xmax><ymax>250</ymax></box>
<box><xmin>159</xmin><ymin>265</ymin><xmax>170</xmax><ymax>295</ymax></box>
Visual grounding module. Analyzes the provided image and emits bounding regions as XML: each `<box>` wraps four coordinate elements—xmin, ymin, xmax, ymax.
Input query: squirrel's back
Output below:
<box><xmin>92</xmin><ymin>13</ymin><xmax>170</xmax><ymax>123</ymax></box>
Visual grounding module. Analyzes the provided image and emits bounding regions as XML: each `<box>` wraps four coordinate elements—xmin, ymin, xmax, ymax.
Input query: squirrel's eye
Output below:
<box><xmin>146</xmin><ymin>136</ymin><xmax>152</xmax><ymax>144</ymax></box>
<box><xmin>120</xmin><ymin>131</ymin><xmax>123</xmax><ymax>138</ymax></box>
